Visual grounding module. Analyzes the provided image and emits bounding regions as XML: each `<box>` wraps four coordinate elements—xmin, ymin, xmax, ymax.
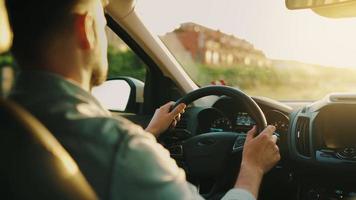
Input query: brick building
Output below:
<box><xmin>161</xmin><ymin>22</ymin><xmax>271</xmax><ymax>67</ymax></box>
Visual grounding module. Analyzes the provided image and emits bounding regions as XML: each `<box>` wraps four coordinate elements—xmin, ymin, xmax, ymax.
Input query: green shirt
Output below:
<box><xmin>10</xmin><ymin>71</ymin><xmax>255</xmax><ymax>200</ymax></box>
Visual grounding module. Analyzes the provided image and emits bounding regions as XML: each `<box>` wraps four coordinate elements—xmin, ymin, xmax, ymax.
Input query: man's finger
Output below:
<box><xmin>271</xmin><ymin>134</ymin><xmax>278</xmax><ymax>144</ymax></box>
<box><xmin>245</xmin><ymin>125</ymin><xmax>256</xmax><ymax>142</ymax></box>
<box><xmin>170</xmin><ymin>103</ymin><xmax>186</xmax><ymax>116</ymax></box>
<box><xmin>260</xmin><ymin>125</ymin><xmax>276</xmax><ymax>137</ymax></box>
<box><xmin>274</xmin><ymin>145</ymin><xmax>280</xmax><ymax>153</ymax></box>
<box><xmin>170</xmin><ymin>119</ymin><xmax>178</xmax><ymax>128</ymax></box>
<box><xmin>161</xmin><ymin>101</ymin><xmax>175</xmax><ymax>111</ymax></box>
<box><xmin>175</xmin><ymin>113</ymin><xmax>181</xmax><ymax>122</ymax></box>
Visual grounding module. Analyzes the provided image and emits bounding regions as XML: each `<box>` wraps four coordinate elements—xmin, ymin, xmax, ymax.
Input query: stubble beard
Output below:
<box><xmin>90</xmin><ymin>62</ymin><xmax>108</xmax><ymax>88</ymax></box>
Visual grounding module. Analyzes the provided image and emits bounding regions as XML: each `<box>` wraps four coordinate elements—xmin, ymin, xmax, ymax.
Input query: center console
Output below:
<box><xmin>289</xmin><ymin>94</ymin><xmax>356</xmax><ymax>166</ymax></box>
<box><xmin>289</xmin><ymin>94</ymin><xmax>356</xmax><ymax>200</ymax></box>
<box><xmin>300</xmin><ymin>179</ymin><xmax>356</xmax><ymax>200</ymax></box>
<box><xmin>314</xmin><ymin>104</ymin><xmax>356</xmax><ymax>164</ymax></box>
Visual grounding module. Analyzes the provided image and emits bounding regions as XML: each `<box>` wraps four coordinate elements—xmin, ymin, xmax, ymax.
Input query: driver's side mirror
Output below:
<box><xmin>92</xmin><ymin>77</ymin><xmax>144</xmax><ymax>112</ymax></box>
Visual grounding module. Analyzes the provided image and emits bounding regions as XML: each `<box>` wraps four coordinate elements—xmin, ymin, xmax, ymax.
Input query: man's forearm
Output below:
<box><xmin>234</xmin><ymin>163</ymin><xmax>263</xmax><ymax>199</ymax></box>
<box><xmin>145</xmin><ymin>127</ymin><xmax>157</xmax><ymax>135</ymax></box>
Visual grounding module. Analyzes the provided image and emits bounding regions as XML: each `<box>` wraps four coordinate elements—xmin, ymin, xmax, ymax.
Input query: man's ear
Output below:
<box><xmin>74</xmin><ymin>13</ymin><xmax>95</xmax><ymax>50</ymax></box>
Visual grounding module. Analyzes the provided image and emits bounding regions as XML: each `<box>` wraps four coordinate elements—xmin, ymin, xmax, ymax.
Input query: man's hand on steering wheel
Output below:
<box><xmin>145</xmin><ymin>102</ymin><xmax>186</xmax><ymax>137</ymax></box>
<box><xmin>235</xmin><ymin>125</ymin><xmax>281</xmax><ymax>198</ymax></box>
<box><xmin>243</xmin><ymin>125</ymin><xmax>280</xmax><ymax>174</ymax></box>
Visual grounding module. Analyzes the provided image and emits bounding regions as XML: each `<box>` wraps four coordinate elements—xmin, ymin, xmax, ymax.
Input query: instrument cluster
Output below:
<box><xmin>199</xmin><ymin>108</ymin><xmax>289</xmax><ymax>134</ymax></box>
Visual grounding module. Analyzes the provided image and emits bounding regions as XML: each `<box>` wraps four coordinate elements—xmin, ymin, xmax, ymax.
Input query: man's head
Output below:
<box><xmin>0</xmin><ymin>0</ymin><xmax>12</xmax><ymax>53</ymax></box>
<box><xmin>6</xmin><ymin>0</ymin><xmax>109</xmax><ymax>89</ymax></box>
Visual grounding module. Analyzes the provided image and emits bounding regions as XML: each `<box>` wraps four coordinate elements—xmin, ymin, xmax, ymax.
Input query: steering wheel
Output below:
<box><xmin>171</xmin><ymin>85</ymin><xmax>267</xmax><ymax>196</ymax></box>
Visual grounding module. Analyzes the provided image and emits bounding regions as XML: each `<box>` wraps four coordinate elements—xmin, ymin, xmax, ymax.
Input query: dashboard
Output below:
<box><xmin>196</xmin><ymin>97</ymin><xmax>289</xmax><ymax>135</ymax></box>
<box><xmin>166</xmin><ymin>93</ymin><xmax>356</xmax><ymax>200</ymax></box>
<box><xmin>198</xmin><ymin>109</ymin><xmax>256</xmax><ymax>133</ymax></box>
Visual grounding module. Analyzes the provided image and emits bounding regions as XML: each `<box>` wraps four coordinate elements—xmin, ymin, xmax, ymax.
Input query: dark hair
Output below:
<box><xmin>5</xmin><ymin>0</ymin><xmax>81</xmax><ymax>67</ymax></box>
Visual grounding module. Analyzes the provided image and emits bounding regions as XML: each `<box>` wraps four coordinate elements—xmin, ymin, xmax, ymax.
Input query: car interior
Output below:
<box><xmin>2</xmin><ymin>0</ymin><xmax>356</xmax><ymax>199</ymax></box>
<box><xmin>0</xmin><ymin>99</ymin><xmax>97</xmax><ymax>199</ymax></box>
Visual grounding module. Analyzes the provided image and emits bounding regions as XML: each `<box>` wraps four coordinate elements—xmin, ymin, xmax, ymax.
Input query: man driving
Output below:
<box><xmin>4</xmin><ymin>0</ymin><xmax>280</xmax><ymax>199</ymax></box>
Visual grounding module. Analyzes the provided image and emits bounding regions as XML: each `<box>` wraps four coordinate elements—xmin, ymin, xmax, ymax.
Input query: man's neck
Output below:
<box><xmin>37</xmin><ymin>66</ymin><xmax>92</xmax><ymax>92</ymax></box>
<box><xmin>56</xmin><ymin>70</ymin><xmax>92</xmax><ymax>92</ymax></box>
<box><xmin>66</xmin><ymin>75</ymin><xmax>91</xmax><ymax>92</ymax></box>
<box><xmin>42</xmin><ymin>36</ymin><xmax>93</xmax><ymax>92</ymax></box>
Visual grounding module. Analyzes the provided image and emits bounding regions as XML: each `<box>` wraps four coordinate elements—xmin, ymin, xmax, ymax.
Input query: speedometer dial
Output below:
<box><xmin>210</xmin><ymin>117</ymin><xmax>233</xmax><ymax>132</ymax></box>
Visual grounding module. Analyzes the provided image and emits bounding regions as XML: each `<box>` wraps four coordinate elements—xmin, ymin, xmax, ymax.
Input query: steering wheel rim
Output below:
<box><xmin>173</xmin><ymin>85</ymin><xmax>267</xmax><ymax>133</ymax></box>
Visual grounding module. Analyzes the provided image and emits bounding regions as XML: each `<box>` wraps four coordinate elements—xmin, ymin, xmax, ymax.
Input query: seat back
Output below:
<box><xmin>0</xmin><ymin>99</ymin><xmax>98</xmax><ymax>200</ymax></box>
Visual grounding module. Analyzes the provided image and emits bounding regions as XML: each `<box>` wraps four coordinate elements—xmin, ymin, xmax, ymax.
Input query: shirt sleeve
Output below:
<box><xmin>221</xmin><ymin>188</ymin><xmax>256</xmax><ymax>200</ymax></box>
<box><xmin>110</xmin><ymin>120</ymin><xmax>255</xmax><ymax>200</ymax></box>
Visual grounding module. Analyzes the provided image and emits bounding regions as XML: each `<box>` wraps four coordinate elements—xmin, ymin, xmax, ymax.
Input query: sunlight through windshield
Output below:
<box><xmin>137</xmin><ymin>0</ymin><xmax>356</xmax><ymax>100</ymax></box>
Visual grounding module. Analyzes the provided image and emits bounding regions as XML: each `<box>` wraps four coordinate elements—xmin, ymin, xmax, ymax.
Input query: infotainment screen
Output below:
<box><xmin>317</xmin><ymin>105</ymin><xmax>356</xmax><ymax>149</ymax></box>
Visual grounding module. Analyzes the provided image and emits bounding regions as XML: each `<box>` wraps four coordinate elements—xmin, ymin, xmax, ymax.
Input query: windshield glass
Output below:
<box><xmin>136</xmin><ymin>0</ymin><xmax>356</xmax><ymax>101</ymax></box>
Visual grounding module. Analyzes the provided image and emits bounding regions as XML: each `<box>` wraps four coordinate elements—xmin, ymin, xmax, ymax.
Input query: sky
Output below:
<box><xmin>136</xmin><ymin>0</ymin><xmax>356</xmax><ymax>68</ymax></box>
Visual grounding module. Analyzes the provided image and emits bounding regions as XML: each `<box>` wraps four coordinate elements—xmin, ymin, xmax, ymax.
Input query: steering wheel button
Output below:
<box><xmin>236</xmin><ymin>141</ymin><xmax>243</xmax><ymax>147</ymax></box>
<box><xmin>233</xmin><ymin>137</ymin><xmax>246</xmax><ymax>152</ymax></box>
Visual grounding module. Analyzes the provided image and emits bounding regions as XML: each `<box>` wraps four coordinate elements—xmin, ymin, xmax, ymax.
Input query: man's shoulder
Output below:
<box><xmin>11</xmin><ymin>90</ymin><xmax>148</xmax><ymax>141</ymax></box>
<box><xmin>49</xmin><ymin>99</ymin><xmax>148</xmax><ymax>140</ymax></box>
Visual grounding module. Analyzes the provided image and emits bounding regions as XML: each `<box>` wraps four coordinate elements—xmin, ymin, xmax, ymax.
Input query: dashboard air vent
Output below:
<box><xmin>295</xmin><ymin>117</ymin><xmax>311</xmax><ymax>157</ymax></box>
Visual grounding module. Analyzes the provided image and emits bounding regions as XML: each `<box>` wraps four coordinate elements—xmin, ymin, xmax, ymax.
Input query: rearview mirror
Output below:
<box><xmin>286</xmin><ymin>0</ymin><xmax>356</xmax><ymax>9</ymax></box>
<box><xmin>286</xmin><ymin>0</ymin><xmax>356</xmax><ymax>18</ymax></box>
<box><xmin>92</xmin><ymin>77</ymin><xmax>144</xmax><ymax>112</ymax></box>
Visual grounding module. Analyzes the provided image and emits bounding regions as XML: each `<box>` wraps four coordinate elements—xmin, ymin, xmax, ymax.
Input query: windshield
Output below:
<box><xmin>137</xmin><ymin>0</ymin><xmax>356</xmax><ymax>101</ymax></box>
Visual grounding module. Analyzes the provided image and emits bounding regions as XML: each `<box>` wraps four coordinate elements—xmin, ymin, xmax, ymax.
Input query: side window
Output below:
<box><xmin>92</xmin><ymin>28</ymin><xmax>147</xmax><ymax>112</ymax></box>
<box><xmin>106</xmin><ymin>27</ymin><xmax>147</xmax><ymax>81</ymax></box>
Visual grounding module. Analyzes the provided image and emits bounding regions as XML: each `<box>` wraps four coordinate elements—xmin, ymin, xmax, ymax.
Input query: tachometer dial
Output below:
<box><xmin>266</xmin><ymin>110</ymin><xmax>289</xmax><ymax>133</ymax></box>
<box><xmin>210</xmin><ymin>117</ymin><xmax>233</xmax><ymax>132</ymax></box>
